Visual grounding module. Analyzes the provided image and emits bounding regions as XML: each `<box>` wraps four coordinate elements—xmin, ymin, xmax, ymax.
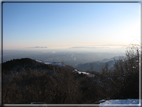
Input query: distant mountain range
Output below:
<box><xmin>75</xmin><ymin>56</ymin><xmax>125</xmax><ymax>72</ymax></box>
<box><xmin>75</xmin><ymin>60</ymin><xmax>116</xmax><ymax>72</ymax></box>
<box><xmin>2</xmin><ymin>56</ymin><xmax>124</xmax><ymax>74</ymax></box>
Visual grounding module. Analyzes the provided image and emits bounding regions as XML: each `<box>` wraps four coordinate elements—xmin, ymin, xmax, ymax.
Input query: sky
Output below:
<box><xmin>3</xmin><ymin>2</ymin><xmax>140</xmax><ymax>50</ymax></box>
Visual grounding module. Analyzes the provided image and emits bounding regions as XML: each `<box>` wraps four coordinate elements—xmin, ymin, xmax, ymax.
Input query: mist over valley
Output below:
<box><xmin>3</xmin><ymin>49</ymin><xmax>125</xmax><ymax>72</ymax></box>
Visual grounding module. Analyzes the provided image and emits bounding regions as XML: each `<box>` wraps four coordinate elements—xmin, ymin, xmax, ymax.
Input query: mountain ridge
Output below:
<box><xmin>2</xmin><ymin>58</ymin><xmax>74</xmax><ymax>75</ymax></box>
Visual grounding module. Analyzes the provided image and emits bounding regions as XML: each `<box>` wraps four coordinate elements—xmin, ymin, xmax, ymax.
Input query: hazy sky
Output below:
<box><xmin>3</xmin><ymin>3</ymin><xmax>140</xmax><ymax>50</ymax></box>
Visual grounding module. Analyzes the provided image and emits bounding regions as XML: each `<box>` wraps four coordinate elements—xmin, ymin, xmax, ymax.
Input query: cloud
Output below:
<box><xmin>29</xmin><ymin>46</ymin><xmax>48</xmax><ymax>48</ymax></box>
<box><xmin>70</xmin><ymin>46</ymin><xmax>109</xmax><ymax>48</ymax></box>
<box><xmin>71</xmin><ymin>46</ymin><xmax>95</xmax><ymax>48</ymax></box>
<box><xmin>99</xmin><ymin>44</ymin><xmax>124</xmax><ymax>46</ymax></box>
<box><xmin>70</xmin><ymin>44</ymin><xmax>125</xmax><ymax>49</ymax></box>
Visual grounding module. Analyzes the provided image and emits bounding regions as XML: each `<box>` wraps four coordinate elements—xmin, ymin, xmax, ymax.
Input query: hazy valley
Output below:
<box><xmin>3</xmin><ymin>49</ymin><xmax>125</xmax><ymax>72</ymax></box>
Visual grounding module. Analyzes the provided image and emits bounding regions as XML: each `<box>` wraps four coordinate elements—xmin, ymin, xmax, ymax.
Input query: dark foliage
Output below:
<box><xmin>3</xmin><ymin>58</ymin><xmax>94</xmax><ymax>104</ymax></box>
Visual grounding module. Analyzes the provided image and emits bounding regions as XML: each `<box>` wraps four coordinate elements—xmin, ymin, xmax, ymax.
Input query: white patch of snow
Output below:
<box><xmin>78</xmin><ymin>71</ymin><xmax>82</xmax><ymax>74</ymax></box>
<box><xmin>44</xmin><ymin>62</ymin><xmax>52</xmax><ymax>64</ymax></box>
<box><xmin>72</xmin><ymin>69</ymin><xmax>95</xmax><ymax>77</ymax></box>
<box><xmin>99</xmin><ymin>99</ymin><xmax>141</xmax><ymax>107</ymax></box>
<box><xmin>99</xmin><ymin>99</ymin><xmax>106</xmax><ymax>103</ymax></box>
<box><xmin>35</xmin><ymin>59</ymin><xmax>65</xmax><ymax>67</ymax></box>
<box><xmin>36</xmin><ymin>60</ymin><xmax>42</xmax><ymax>63</ymax></box>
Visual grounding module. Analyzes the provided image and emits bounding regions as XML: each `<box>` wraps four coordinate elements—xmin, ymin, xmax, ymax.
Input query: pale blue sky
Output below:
<box><xmin>3</xmin><ymin>3</ymin><xmax>140</xmax><ymax>50</ymax></box>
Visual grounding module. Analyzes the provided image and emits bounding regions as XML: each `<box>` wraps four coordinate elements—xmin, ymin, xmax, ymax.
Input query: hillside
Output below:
<box><xmin>75</xmin><ymin>60</ymin><xmax>116</xmax><ymax>72</ymax></box>
<box><xmin>2</xmin><ymin>58</ymin><xmax>73</xmax><ymax>74</ymax></box>
<box><xmin>75</xmin><ymin>56</ymin><xmax>124</xmax><ymax>72</ymax></box>
<box><xmin>2</xmin><ymin>48</ymin><xmax>139</xmax><ymax>104</ymax></box>
<box><xmin>3</xmin><ymin>58</ymin><xmax>97</xmax><ymax>104</ymax></box>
